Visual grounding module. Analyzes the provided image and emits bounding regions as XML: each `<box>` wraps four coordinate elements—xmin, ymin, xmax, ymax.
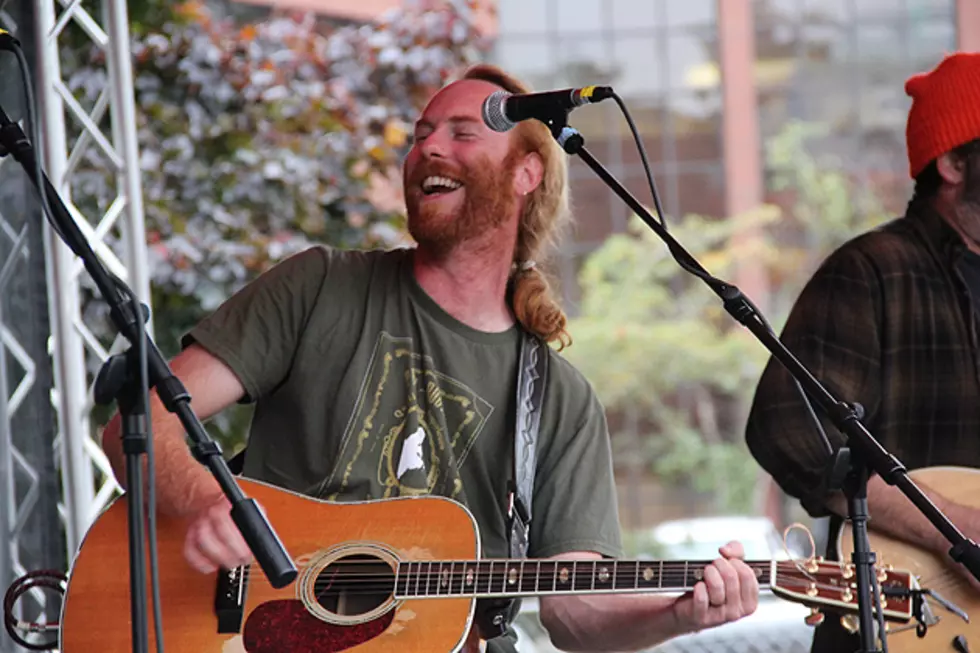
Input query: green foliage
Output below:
<box><xmin>763</xmin><ymin>121</ymin><xmax>886</xmax><ymax>323</ymax></box>
<box><xmin>620</xmin><ymin>529</ymin><xmax>669</xmax><ymax>559</ymax></box>
<box><xmin>565</xmin><ymin>120</ymin><xmax>891</xmax><ymax>514</ymax></box>
<box><xmin>565</xmin><ymin>208</ymin><xmax>778</xmax><ymax>514</ymax></box>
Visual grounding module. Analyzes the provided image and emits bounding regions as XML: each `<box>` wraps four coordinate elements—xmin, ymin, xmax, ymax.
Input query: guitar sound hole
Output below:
<box><xmin>316</xmin><ymin>553</ymin><xmax>395</xmax><ymax>617</ymax></box>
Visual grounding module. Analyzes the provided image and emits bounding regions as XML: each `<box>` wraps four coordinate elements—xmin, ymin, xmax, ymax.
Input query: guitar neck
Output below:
<box><xmin>394</xmin><ymin>559</ymin><xmax>773</xmax><ymax>599</ymax></box>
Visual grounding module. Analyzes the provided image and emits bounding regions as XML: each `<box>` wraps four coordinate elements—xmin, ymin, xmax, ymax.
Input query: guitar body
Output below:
<box><xmin>838</xmin><ymin>466</ymin><xmax>980</xmax><ymax>652</ymax></box>
<box><xmin>59</xmin><ymin>479</ymin><xmax>480</xmax><ymax>653</ymax></box>
<box><xmin>59</xmin><ymin>476</ymin><xmax>919</xmax><ymax>652</ymax></box>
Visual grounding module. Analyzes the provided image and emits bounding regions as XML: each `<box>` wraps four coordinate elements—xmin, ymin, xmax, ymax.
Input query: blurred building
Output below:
<box><xmin>494</xmin><ymin>0</ymin><xmax>978</xmax><ymax>308</ymax></box>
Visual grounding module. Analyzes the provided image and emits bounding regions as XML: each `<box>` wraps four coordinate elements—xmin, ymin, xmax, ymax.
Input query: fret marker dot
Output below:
<box><xmin>441</xmin><ymin>569</ymin><xmax>450</xmax><ymax>587</ymax></box>
<box><xmin>508</xmin><ymin>568</ymin><xmax>518</xmax><ymax>585</ymax></box>
<box><xmin>693</xmin><ymin>569</ymin><xmax>704</xmax><ymax>581</ymax></box>
<box><xmin>642</xmin><ymin>568</ymin><xmax>654</xmax><ymax>582</ymax></box>
<box><xmin>465</xmin><ymin>569</ymin><xmax>475</xmax><ymax>586</ymax></box>
<box><xmin>559</xmin><ymin>568</ymin><xmax>570</xmax><ymax>583</ymax></box>
<box><xmin>598</xmin><ymin>567</ymin><xmax>610</xmax><ymax>583</ymax></box>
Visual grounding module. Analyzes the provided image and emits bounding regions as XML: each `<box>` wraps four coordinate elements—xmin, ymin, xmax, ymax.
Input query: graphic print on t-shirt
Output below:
<box><xmin>396</xmin><ymin>427</ymin><xmax>427</xmax><ymax>480</ymax></box>
<box><xmin>322</xmin><ymin>332</ymin><xmax>494</xmax><ymax>501</ymax></box>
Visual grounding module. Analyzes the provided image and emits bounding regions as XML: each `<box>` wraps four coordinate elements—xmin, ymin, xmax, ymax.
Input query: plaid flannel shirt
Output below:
<box><xmin>745</xmin><ymin>198</ymin><xmax>980</xmax><ymax>518</ymax></box>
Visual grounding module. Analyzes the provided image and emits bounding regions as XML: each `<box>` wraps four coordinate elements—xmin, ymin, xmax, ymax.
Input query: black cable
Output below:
<box><xmin>127</xmin><ymin>278</ymin><xmax>165</xmax><ymax>653</ymax></box>
<box><xmin>3</xmin><ymin>570</ymin><xmax>66</xmax><ymax>651</ymax></box>
<box><xmin>5</xmin><ymin>40</ymin><xmax>62</xmax><ymax>248</ymax></box>
<box><xmin>611</xmin><ymin>92</ymin><xmax>668</xmax><ymax>231</ymax></box>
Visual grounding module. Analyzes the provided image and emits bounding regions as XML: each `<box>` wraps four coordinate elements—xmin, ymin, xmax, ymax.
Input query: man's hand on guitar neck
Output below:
<box><xmin>668</xmin><ymin>541</ymin><xmax>761</xmax><ymax>633</ymax></box>
<box><xmin>538</xmin><ymin>542</ymin><xmax>759</xmax><ymax>651</ymax></box>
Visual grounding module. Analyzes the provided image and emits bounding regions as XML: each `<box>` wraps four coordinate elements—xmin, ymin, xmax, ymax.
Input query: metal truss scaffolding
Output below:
<box><xmin>35</xmin><ymin>0</ymin><xmax>152</xmax><ymax>561</ymax></box>
<box><xmin>0</xmin><ymin>5</ymin><xmax>63</xmax><ymax>651</ymax></box>
<box><xmin>0</xmin><ymin>0</ymin><xmax>149</xmax><ymax>647</ymax></box>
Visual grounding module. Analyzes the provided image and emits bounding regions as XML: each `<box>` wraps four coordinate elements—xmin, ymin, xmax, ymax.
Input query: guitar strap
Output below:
<box><xmin>474</xmin><ymin>330</ymin><xmax>549</xmax><ymax>642</ymax></box>
<box><xmin>509</xmin><ymin>330</ymin><xmax>548</xmax><ymax>559</ymax></box>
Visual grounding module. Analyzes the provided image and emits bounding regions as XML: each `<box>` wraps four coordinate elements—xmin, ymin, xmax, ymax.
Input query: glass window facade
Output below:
<box><xmin>754</xmin><ymin>0</ymin><xmax>957</xmax><ymax>213</ymax></box>
<box><xmin>491</xmin><ymin>0</ymin><xmax>963</xmax><ymax>311</ymax></box>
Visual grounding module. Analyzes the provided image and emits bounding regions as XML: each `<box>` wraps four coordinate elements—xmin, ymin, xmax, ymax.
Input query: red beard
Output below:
<box><xmin>405</xmin><ymin>153</ymin><xmax>520</xmax><ymax>257</ymax></box>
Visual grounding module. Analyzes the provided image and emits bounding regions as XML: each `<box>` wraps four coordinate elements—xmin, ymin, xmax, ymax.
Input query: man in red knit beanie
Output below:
<box><xmin>745</xmin><ymin>52</ymin><xmax>980</xmax><ymax>653</ymax></box>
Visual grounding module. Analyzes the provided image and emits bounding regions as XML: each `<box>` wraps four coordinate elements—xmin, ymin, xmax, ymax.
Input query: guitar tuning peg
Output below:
<box><xmin>840</xmin><ymin>614</ymin><xmax>859</xmax><ymax>634</ymax></box>
<box><xmin>805</xmin><ymin>608</ymin><xmax>825</xmax><ymax>627</ymax></box>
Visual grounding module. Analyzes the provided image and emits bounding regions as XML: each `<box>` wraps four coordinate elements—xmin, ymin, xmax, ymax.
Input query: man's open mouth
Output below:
<box><xmin>421</xmin><ymin>175</ymin><xmax>464</xmax><ymax>195</ymax></box>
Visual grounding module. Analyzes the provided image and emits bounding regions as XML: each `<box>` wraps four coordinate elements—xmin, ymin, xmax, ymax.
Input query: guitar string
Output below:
<box><xmin>234</xmin><ymin>560</ymin><xmax>779</xmax><ymax>583</ymax></box>
<box><xmin>883</xmin><ymin>554</ymin><xmax>978</xmax><ymax>593</ymax></box>
<box><xmin>233</xmin><ymin>560</ymin><xmax>847</xmax><ymax>579</ymax></box>
<box><xmin>233</xmin><ymin>562</ymin><xmax>847</xmax><ymax>584</ymax></box>
<box><xmin>227</xmin><ymin>565</ymin><xmax>856</xmax><ymax>598</ymax></box>
<box><xmin>917</xmin><ymin>568</ymin><xmax>965</xmax><ymax>590</ymax></box>
<box><xmin>214</xmin><ymin>576</ymin><xmax>850</xmax><ymax>600</ymax></box>
<box><xmin>233</xmin><ymin>559</ymin><xmax>777</xmax><ymax>567</ymax></box>
<box><xmin>234</xmin><ymin>559</ymin><xmax>779</xmax><ymax>573</ymax></box>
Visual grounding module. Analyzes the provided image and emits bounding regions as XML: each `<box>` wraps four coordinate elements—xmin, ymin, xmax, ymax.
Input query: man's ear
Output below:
<box><xmin>514</xmin><ymin>151</ymin><xmax>544</xmax><ymax>196</ymax></box>
<box><xmin>937</xmin><ymin>150</ymin><xmax>967</xmax><ymax>186</ymax></box>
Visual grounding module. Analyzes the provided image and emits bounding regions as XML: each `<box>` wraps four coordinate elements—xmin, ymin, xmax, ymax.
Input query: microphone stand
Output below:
<box><xmin>0</xmin><ymin>105</ymin><xmax>298</xmax><ymax>652</ymax></box>
<box><xmin>539</xmin><ymin>111</ymin><xmax>980</xmax><ymax>653</ymax></box>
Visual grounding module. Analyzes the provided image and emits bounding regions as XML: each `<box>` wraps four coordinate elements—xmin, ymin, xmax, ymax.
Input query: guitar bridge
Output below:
<box><xmin>215</xmin><ymin>565</ymin><xmax>249</xmax><ymax>634</ymax></box>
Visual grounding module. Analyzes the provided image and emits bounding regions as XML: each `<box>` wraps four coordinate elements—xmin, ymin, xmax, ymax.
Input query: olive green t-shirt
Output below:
<box><xmin>183</xmin><ymin>245</ymin><xmax>623</xmax><ymax>649</ymax></box>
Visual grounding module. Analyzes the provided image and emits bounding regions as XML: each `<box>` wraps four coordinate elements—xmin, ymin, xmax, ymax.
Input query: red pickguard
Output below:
<box><xmin>242</xmin><ymin>600</ymin><xmax>395</xmax><ymax>653</ymax></box>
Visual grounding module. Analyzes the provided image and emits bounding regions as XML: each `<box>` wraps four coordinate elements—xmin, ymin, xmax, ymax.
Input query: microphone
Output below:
<box><xmin>482</xmin><ymin>86</ymin><xmax>614</xmax><ymax>132</ymax></box>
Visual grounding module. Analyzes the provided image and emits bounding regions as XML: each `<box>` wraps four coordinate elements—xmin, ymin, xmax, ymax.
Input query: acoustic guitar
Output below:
<box><xmin>838</xmin><ymin>466</ymin><xmax>980</xmax><ymax>652</ymax></box>
<box><xmin>60</xmin><ymin>478</ymin><xmax>916</xmax><ymax>652</ymax></box>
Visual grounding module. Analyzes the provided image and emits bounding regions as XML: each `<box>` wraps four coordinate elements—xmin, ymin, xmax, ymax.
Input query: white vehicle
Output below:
<box><xmin>648</xmin><ymin>515</ymin><xmax>806</xmax><ymax>561</ymax></box>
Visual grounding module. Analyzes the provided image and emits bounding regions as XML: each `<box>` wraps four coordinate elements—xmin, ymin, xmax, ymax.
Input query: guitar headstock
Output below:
<box><xmin>769</xmin><ymin>558</ymin><xmax>915</xmax><ymax>626</ymax></box>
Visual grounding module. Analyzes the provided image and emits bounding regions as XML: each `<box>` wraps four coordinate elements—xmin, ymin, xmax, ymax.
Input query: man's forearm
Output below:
<box><xmin>827</xmin><ymin>474</ymin><xmax>980</xmax><ymax>556</ymax></box>
<box><xmin>101</xmin><ymin>392</ymin><xmax>224</xmax><ymax>518</ymax></box>
<box><xmin>540</xmin><ymin>593</ymin><xmax>681</xmax><ymax>652</ymax></box>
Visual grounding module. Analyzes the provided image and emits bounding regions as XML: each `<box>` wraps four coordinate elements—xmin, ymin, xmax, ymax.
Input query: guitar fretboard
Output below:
<box><xmin>393</xmin><ymin>559</ymin><xmax>771</xmax><ymax>599</ymax></box>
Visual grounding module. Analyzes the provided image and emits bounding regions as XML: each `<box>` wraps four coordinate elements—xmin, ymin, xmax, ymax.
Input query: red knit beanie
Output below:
<box><xmin>905</xmin><ymin>52</ymin><xmax>980</xmax><ymax>179</ymax></box>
